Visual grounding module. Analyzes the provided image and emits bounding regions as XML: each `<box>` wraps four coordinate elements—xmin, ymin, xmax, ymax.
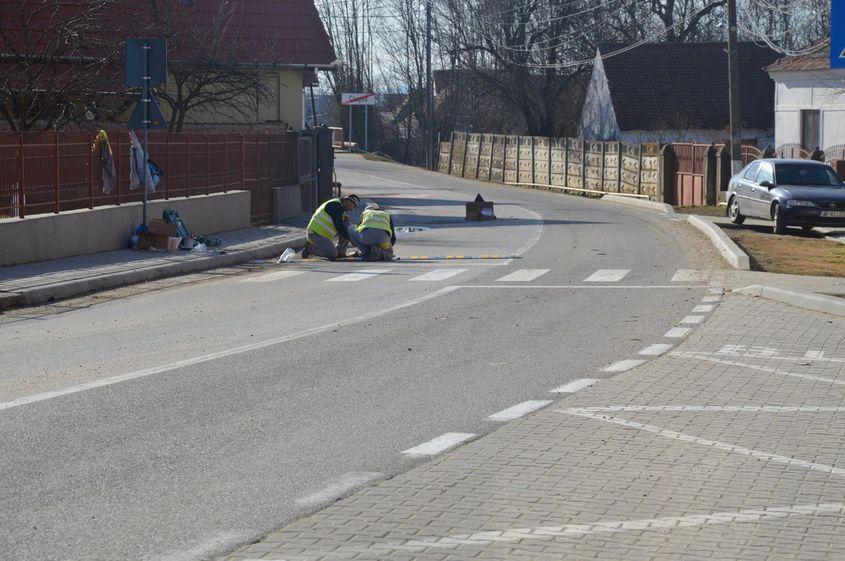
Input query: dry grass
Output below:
<box><xmin>721</xmin><ymin>224</ymin><xmax>845</xmax><ymax>277</ymax></box>
<box><xmin>674</xmin><ymin>205</ymin><xmax>726</xmax><ymax>217</ymax></box>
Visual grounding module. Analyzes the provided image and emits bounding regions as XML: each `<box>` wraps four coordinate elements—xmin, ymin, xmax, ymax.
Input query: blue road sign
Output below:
<box><xmin>125</xmin><ymin>39</ymin><xmax>167</xmax><ymax>87</ymax></box>
<box><xmin>127</xmin><ymin>94</ymin><xmax>168</xmax><ymax>130</ymax></box>
<box><xmin>833</xmin><ymin>0</ymin><xmax>845</xmax><ymax>68</ymax></box>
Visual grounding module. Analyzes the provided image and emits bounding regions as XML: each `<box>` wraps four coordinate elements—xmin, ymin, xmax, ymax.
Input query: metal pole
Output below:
<box><xmin>142</xmin><ymin>40</ymin><xmax>150</xmax><ymax>226</ymax></box>
<box><xmin>17</xmin><ymin>133</ymin><xmax>25</xmax><ymax>218</ymax></box>
<box><xmin>727</xmin><ymin>0</ymin><xmax>743</xmax><ymax>174</ymax></box>
<box><xmin>348</xmin><ymin>105</ymin><xmax>353</xmax><ymax>152</ymax></box>
<box><xmin>54</xmin><ymin>133</ymin><xmax>59</xmax><ymax>214</ymax></box>
<box><xmin>364</xmin><ymin>105</ymin><xmax>368</xmax><ymax>152</ymax></box>
<box><xmin>425</xmin><ymin>0</ymin><xmax>433</xmax><ymax>170</ymax></box>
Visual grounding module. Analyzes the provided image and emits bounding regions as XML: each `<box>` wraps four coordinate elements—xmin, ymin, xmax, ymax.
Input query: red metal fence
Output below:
<box><xmin>0</xmin><ymin>130</ymin><xmax>299</xmax><ymax>223</ymax></box>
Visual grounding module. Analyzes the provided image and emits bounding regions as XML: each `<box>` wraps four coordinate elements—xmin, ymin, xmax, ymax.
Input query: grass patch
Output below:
<box><xmin>674</xmin><ymin>205</ymin><xmax>726</xmax><ymax>217</ymax></box>
<box><xmin>722</xmin><ymin>224</ymin><xmax>845</xmax><ymax>276</ymax></box>
<box><xmin>361</xmin><ymin>151</ymin><xmax>395</xmax><ymax>163</ymax></box>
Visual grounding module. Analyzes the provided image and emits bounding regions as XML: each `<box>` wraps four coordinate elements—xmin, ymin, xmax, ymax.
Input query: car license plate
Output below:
<box><xmin>820</xmin><ymin>211</ymin><xmax>845</xmax><ymax>218</ymax></box>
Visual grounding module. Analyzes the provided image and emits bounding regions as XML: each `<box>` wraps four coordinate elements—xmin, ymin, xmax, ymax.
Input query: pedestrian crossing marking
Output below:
<box><xmin>409</xmin><ymin>269</ymin><xmax>468</xmax><ymax>282</ymax></box>
<box><xmin>237</xmin><ymin>270</ymin><xmax>307</xmax><ymax>283</ymax></box>
<box><xmin>495</xmin><ymin>269</ymin><xmax>550</xmax><ymax>282</ymax></box>
<box><xmin>584</xmin><ymin>269</ymin><xmax>630</xmax><ymax>282</ymax></box>
<box><xmin>326</xmin><ymin>269</ymin><xmax>391</xmax><ymax>282</ymax></box>
<box><xmin>671</xmin><ymin>269</ymin><xmax>707</xmax><ymax>282</ymax></box>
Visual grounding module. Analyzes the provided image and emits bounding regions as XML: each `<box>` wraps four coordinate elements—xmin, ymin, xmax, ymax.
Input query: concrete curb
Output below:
<box><xmin>686</xmin><ymin>215</ymin><xmax>751</xmax><ymax>270</ymax></box>
<box><xmin>2</xmin><ymin>234</ymin><xmax>306</xmax><ymax>309</ymax></box>
<box><xmin>601</xmin><ymin>194</ymin><xmax>675</xmax><ymax>214</ymax></box>
<box><xmin>734</xmin><ymin>284</ymin><xmax>845</xmax><ymax>317</ymax></box>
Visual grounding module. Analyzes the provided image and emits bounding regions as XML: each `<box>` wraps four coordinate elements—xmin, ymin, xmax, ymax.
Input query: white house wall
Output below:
<box><xmin>771</xmin><ymin>69</ymin><xmax>845</xmax><ymax>150</ymax></box>
<box><xmin>579</xmin><ymin>51</ymin><xmax>620</xmax><ymax>140</ymax></box>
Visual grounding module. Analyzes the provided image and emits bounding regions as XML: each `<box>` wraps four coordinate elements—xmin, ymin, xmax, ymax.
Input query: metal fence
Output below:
<box><xmin>0</xmin><ymin>130</ymin><xmax>299</xmax><ymax>223</ymax></box>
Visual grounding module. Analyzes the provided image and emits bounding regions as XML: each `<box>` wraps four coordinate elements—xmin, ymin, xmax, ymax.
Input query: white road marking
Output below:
<box><xmin>671</xmin><ymin>269</ymin><xmax>707</xmax><ymax>282</ymax></box>
<box><xmin>603</xmin><ymin>359</ymin><xmax>647</xmax><ymax>373</ymax></box>
<box><xmin>566</xmin><ymin>405</ymin><xmax>845</xmax><ymax>413</ymax></box>
<box><xmin>401</xmin><ymin>433</ymin><xmax>476</xmax><ymax>457</ymax></box>
<box><xmin>409</xmin><ymin>269</ymin><xmax>468</xmax><ymax>282</ymax></box>
<box><xmin>639</xmin><ymin>343</ymin><xmax>673</xmax><ymax>356</ymax></box>
<box><xmin>550</xmin><ymin>378</ymin><xmax>598</xmax><ymax>393</ymax></box>
<box><xmin>561</xmin><ymin>410</ymin><xmax>845</xmax><ymax>476</ymax></box>
<box><xmin>454</xmin><ymin>285</ymin><xmax>706</xmax><ymax>290</ymax></box>
<box><xmin>0</xmin><ymin>286</ymin><xmax>461</xmax><ymax>412</ymax></box>
<box><xmin>701</xmin><ymin>295</ymin><xmax>722</xmax><ymax>303</ymax></box>
<box><xmin>375</xmin><ymin>503</ymin><xmax>845</xmax><ymax>552</ymax></box>
<box><xmin>707</xmin><ymin>288</ymin><xmax>725</xmax><ymax>294</ymax></box>
<box><xmin>584</xmin><ymin>269</ymin><xmax>630</xmax><ymax>282</ymax></box>
<box><xmin>680</xmin><ymin>315</ymin><xmax>705</xmax><ymax>324</ymax></box>
<box><xmin>488</xmin><ymin>400</ymin><xmax>553</xmax><ymax>421</ymax></box>
<box><xmin>671</xmin><ymin>352</ymin><xmax>845</xmax><ymax>386</ymax></box>
<box><xmin>237</xmin><ymin>269</ymin><xmax>307</xmax><ymax>283</ymax></box>
<box><xmin>295</xmin><ymin>472</ymin><xmax>383</xmax><ymax>506</ymax></box>
<box><xmin>495</xmin><ymin>269</ymin><xmax>550</xmax><ymax>282</ymax></box>
<box><xmin>804</xmin><ymin>350</ymin><xmax>826</xmax><ymax>360</ymax></box>
<box><xmin>665</xmin><ymin>327</ymin><xmax>692</xmax><ymax>338</ymax></box>
<box><xmin>327</xmin><ymin>268</ymin><xmax>390</xmax><ymax>282</ymax></box>
<box><xmin>692</xmin><ymin>304</ymin><xmax>714</xmax><ymax>313</ymax></box>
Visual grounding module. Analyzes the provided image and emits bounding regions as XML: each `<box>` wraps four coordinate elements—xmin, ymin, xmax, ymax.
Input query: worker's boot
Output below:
<box><xmin>301</xmin><ymin>244</ymin><xmax>311</xmax><ymax>259</ymax></box>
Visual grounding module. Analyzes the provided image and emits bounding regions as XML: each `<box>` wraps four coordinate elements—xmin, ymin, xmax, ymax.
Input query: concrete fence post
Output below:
<box><xmin>703</xmin><ymin>144</ymin><xmax>718</xmax><ymax>206</ymax></box>
<box><xmin>516</xmin><ymin>136</ymin><xmax>521</xmax><ymax>183</ymax></box>
<box><xmin>564</xmin><ymin>138</ymin><xmax>570</xmax><ymax>188</ymax></box>
<box><xmin>502</xmin><ymin>136</ymin><xmax>508</xmax><ymax>181</ymax></box>
<box><xmin>548</xmin><ymin>137</ymin><xmax>553</xmax><ymax>187</ymax></box>
<box><xmin>715</xmin><ymin>145</ymin><xmax>730</xmax><ymax>196</ymax></box>
<box><xmin>475</xmin><ymin>135</ymin><xmax>483</xmax><ymax>179</ymax></box>
<box><xmin>616</xmin><ymin>141</ymin><xmax>623</xmax><ymax>193</ymax></box>
<box><xmin>461</xmin><ymin>133</ymin><xmax>469</xmax><ymax>178</ymax></box>
<box><xmin>658</xmin><ymin>144</ymin><xmax>675</xmax><ymax>205</ymax></box>
<box><xmin>446</xmin><ymin>132</ymin><xmax>455</xmax><ymax>176</ymax></box>
<box><xmin>637</xmin><ymin>144</ymin><xmax>643</xmax><ymax>195</ymax></box>
<box><xmin>580</xmin><ymin>140</ymin><xmax>587</xmax><ymax>190</ymax></box>
<box><xmin>531</xmin><ymin>136</ymin><xmax>536</xmax><ymax>185</ymax></box>
<box><xmin>488</xmin><ymin>134</ymin><xmax>495</xmax><ymax>180</ymax></box>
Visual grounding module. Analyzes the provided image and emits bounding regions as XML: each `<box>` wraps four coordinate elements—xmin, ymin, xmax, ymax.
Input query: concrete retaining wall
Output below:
<box><xmin>0</xmin><ymin>191</ymin><xmax>250</xmax><ymax>266</ymax></box>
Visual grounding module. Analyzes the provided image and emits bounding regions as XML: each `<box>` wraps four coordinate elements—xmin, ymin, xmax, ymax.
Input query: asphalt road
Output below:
<box><xmin>0</xmin><ymin>154</ymin><xmax>718</xmax><ymax>561</ymax></box>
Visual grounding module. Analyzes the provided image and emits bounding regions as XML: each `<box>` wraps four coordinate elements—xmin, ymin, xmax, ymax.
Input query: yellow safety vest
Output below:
<box><xmin>358</xmin><ymin>209</ymin><xmax>392</xmax><ymax>235</ymax></box>
<box><xmin>308</xmin><ymin>198</ymin><xmax>342</xmax><ymax>240</ymax></box>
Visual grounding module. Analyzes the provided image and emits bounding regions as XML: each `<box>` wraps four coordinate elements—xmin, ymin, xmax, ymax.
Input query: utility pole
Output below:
<box><xmin>425</xmin><ymin>0</ymin><xmax>433</xmax><ymax>170</ymax></box>
<box><xmin>727</xmin><ymin>0</ymin><xmax>742</xmax><ymax>174</ymax></box>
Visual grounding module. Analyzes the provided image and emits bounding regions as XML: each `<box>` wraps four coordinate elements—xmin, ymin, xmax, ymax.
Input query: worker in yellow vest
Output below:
<box><xmin>301</xmin><ymin>194</ymin><xmax>360</xmax><ymax>259</ymax></box>
<box><xmin>348</xmin><ymin>203</ymin><xmax>396</xmax><ymax>261</ymax></box>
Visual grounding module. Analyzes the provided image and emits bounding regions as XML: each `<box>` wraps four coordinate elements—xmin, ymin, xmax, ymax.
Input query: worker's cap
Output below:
<box><xmin>344</xmin><ymin>194</ymin><xmax>360</xmax><ymax>208</ymax></box>
<box><xmin>365</xmin><ymin>203</ymin><xmax>381</xmax><ymax>211</ymax></box>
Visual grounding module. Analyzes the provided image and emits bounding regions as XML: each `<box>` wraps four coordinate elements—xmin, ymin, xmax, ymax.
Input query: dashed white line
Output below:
<box><xmin>692</xmin><ymin>304</ymin><xmax>714</xmax><ymax>313</ymax></box>
<box><xmin>550</xmin><ymin>378</ymin><xmax>598</xmax><ymax>394</ymax></box>
<box><xmin>665</xmin><ymin>327</ymin><xmax>692</xmax><ymax>338</ymax></box>
<box><xmin>603</xmin><ymin>359</ymin><xmax>647</xmax><ymax>373</ymax></box>
<box><xmin>327</xmin><ymin>269</ymin><xmax>391</xmax><ymax>282</ymax></box>
<box><xmin>560</xmin><ymin>410</ymin><xmax>845</xmax><ymax>476</ymax></box>
<box><xmin>803</xmin><ymin>350</ymin><xmax>826</xmax><ymax>360</ymax></box>
<box><xmin>237</xmin><ymin>269</ymin><xmax>307</xmax><ymax>283</ymax></box>
<box><xmin>584</xmin><ymin>269</ymin><xmax>630</xmax><ymax>282</ymax></box>
<box><xmin>409</xmin><ymin>269</ymin><xmax>468</xmax><ymax>282</ymax></box>
<box><xmin>701</xmin><ymin>295</ymin><xmax>722</xmax><ymax>303</ymax></box>
<box><xmin>295</xmin><ymin>472</ymin><xmax>383</xmax><ymax>506</ymax></box>
<box><xmin>495</xmin><ymin>269</ymin><xmax>550</xmax><ymax>282</ymax></box>
<box><xmin>488</xmin><ymin>400</ymin><xmax>553</xmax><ymax>422</ymax></box>
<box><xmin>671</xmin><ymin>269</ymin><xmax>707</xmax><ymax>282</ymax></box>
<box><xmin>639</xmin><ymin>344</ymin><xmax>673</xmax><ymax>356</ymax></box>
<box><xmin>401</xmin><ymin>433</ymin><xmax>476</xmax><ymax>457</ymax></box>
<box><xmin>680</xmin><ymin>315</ymin><xmax>705</xmax><ymax>324</ymax></box>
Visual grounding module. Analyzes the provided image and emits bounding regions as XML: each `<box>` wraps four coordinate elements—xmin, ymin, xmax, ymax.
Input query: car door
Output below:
<box><xmin>735</xmin><ymin>161</ymin><xmax>762</xmax><ymax>217</ymax></box>
<box><xmin>751</xmin><ymin>162</ymin><xmax>776</xmax><ymax>218</ymax></box>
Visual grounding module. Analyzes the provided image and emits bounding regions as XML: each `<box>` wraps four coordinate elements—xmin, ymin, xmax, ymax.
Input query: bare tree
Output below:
<box><xmin>145</xmin><ymin>0</ymin><xmax>269</xmax><ymax>132</ymax></box>
<box><xmin>0</xmin><ymin>0</ymin><xmax>121</xmax><ymax>131</ymax></box>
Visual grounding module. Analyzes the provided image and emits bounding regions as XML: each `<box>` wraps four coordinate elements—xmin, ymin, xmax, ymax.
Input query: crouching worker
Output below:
<box><xmin>348</xmin><ymin>203</ymin><xmax>396</xmax><ymax>261</ymax></box>
<box><xmin>301</xmin><ymin>194</ymin><xmax>360</xmax><ymax>259</ymax></box>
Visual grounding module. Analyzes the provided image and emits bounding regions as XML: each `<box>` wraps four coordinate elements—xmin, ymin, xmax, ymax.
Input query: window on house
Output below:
<box><xmin>801</xmin><ymin>110</ymin><xmax>820</xmax><ymax>150</ymax></box>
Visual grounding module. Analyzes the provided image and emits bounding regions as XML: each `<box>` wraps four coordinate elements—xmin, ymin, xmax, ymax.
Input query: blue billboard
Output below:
<box><xmin>833</xmin><ymin>0</ymin><xmax>845</xmax><ymax>68</ymax></box>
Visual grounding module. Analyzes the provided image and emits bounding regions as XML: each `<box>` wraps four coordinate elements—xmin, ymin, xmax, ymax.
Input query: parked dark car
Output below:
<box><xmin>726</xmin><ymin>159</ymin><xmax>845</xmax><ymax>234</ymax></box>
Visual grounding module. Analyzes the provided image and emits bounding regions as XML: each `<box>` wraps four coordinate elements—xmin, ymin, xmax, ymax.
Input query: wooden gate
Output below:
<box><xmin>673</xmin><ymin>143</ymin><xmax>708</xmax><ymax>206</ymax></box>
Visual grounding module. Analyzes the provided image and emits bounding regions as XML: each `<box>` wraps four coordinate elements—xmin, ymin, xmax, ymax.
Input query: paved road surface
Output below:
<box><xmin>0</xmin><ymin>155</ymin><xmax>717</xmax><ymax>561</ymax></box>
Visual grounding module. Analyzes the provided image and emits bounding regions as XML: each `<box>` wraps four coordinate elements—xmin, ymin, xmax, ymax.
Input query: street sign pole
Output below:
<box><xmin>142</xmin><ymin>41</ymin><xmax>150</xmax><ymax>226</ymax></box>
<box><xmin>364</xmin><ymin>105</ymin><xmax>368</xmax><ymax>152</ymax></box>
<box><xmin>348</xmin><ymin>105</ymin><xmax>353</xmax><ymax>152</ymax></box>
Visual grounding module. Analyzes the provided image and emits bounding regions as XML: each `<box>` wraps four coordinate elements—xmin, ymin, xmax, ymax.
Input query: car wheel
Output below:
<box><xmin>772</xmin><ymin>203</ymin><xmax>787</xmax><ymax>235</ymax></box>
<box><xmin>728</xmin><ymin>196</ymin><xmax>745</xmax><ymax>225</ymax></box>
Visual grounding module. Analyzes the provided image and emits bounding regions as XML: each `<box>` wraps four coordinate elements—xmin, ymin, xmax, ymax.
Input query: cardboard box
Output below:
<box><xmin>148</xmin><ymin>219</ymin><xmax>179</xmax><ymax>237</ymax></box>
<box><xmin>465</xmin><ymin>201</ymin><xmax>495</xmax><ymax>221</ymax></box>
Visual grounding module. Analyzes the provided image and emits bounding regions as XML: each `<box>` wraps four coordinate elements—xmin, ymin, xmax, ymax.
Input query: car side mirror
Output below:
<box><xmin>760</xmin><ymin>180</ymin><xmax>775</xmax><ymax>189</ymax></box>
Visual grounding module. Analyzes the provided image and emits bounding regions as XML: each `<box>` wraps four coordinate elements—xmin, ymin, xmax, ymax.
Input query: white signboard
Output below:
<box><xmin>341</xmin><ymin>92</ymin><xmax>376</xmax><ymax>106</ymax></box>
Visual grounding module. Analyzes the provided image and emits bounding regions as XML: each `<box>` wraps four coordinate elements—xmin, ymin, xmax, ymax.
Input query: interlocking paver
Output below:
<box><xmin>222</xmin><ymin>294</ymin><xmax>845</xmax><ymax>560</ymax></box>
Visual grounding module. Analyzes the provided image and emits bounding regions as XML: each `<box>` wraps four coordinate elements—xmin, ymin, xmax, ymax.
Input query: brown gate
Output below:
<box><xmin>673</xmin><ymin>143</ymin><xmax>708</xmax><ymax>206</ymax></box>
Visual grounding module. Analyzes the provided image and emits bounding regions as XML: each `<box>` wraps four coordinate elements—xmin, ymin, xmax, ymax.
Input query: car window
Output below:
<box><xmin>757</xmin><ymin>163</ymin><xmax>774</xmax><ymax>184</ymax></box>
<box><xmin>775</xmin><ymin>163</ymin><xmax>844</xmax><ymax>187</ymax></box>
<box><xmin>742</xmin><ymin>161</ymin><xmax>761</xmax><ymax>181</ymax></box>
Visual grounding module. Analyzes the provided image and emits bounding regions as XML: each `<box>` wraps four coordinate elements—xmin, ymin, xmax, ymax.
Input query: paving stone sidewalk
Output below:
<box><xmin>223</xmin><ymin>289</ymin><xmax>845</xmax><ymax>560</ymax></box>
<box><xmin>0</xmin><ymin>224</ymin><xmax>304</xmax><ymax>308</ymax></box>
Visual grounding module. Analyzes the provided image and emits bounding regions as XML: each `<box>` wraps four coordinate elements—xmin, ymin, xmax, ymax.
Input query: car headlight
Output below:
<box><xmin>786</xmin><ymin>200</ymin><xmax>816</xmax><ymax>207</ymax></box>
